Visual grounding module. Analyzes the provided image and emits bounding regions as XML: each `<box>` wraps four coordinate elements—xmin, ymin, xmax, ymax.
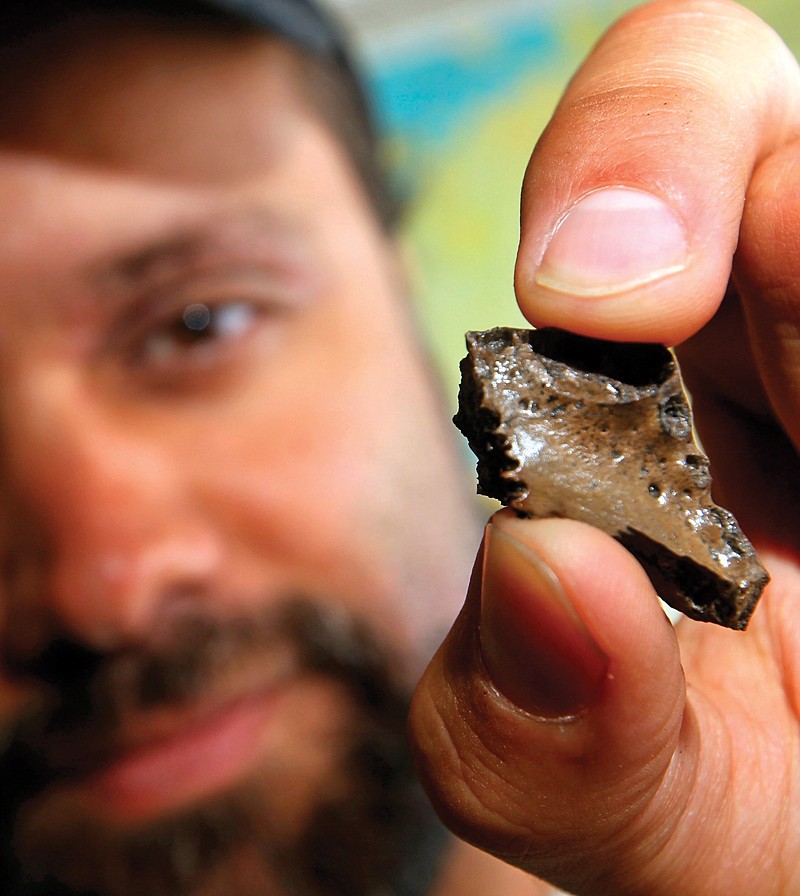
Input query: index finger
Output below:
<box><xmin>515</xmin><ymin>0</ymin><xmax>800</xmax><ymax>345</ymax></box>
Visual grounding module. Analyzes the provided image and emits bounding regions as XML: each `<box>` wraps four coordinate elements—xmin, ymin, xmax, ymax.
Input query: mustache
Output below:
<box><xmin>0</xmin><ymin>597</ymin><xmax>434</xmax><ymax>896</ymax></box>
<box><xmin>3</xmin><ymin>596</ymin><xmax>406</xmax><ymax>784</ymax></box>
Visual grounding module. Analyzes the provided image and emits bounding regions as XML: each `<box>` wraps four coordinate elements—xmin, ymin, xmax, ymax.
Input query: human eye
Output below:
<box><xmin>99</xmin><ymin>226</ymin><xmax>319</xmax><ymax>393</ymax></box>
<box><xmin>135</xmin><ymin>300</ymin><xmax>260</xmax><ymax>366</ymax></box>
<box><xmin>111</xmin><ymin>281</ymin><xmax>298</xmax><ymax>392</ymax></box>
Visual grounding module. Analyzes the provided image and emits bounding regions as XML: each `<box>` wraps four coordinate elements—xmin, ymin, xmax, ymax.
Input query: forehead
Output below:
<box><xmin>0</xmin><ymin>16</ymin><xmax>318</xmax><ymax>183</ymax></box>
<box><xmin>0</xmin><ymin>18</ymin><xmax>380</xmax><ymax>337</ymax></box>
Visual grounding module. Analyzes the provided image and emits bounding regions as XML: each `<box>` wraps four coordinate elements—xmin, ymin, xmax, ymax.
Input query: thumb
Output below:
<box><xmin>515</xmin><ymin>0</ymin><xmax>800</xmax><ymax>345</ymax></box>
<box><xmin>409</xmin><ymin>512</ymin><xmax>692</xmax><ymax>895</ymax></box>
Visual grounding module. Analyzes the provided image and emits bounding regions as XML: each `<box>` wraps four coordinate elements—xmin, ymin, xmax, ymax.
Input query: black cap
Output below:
<box><xmin>1</xmin><ymin>0</ymin><xmax>353</xmax><ymax>64</ymax></box>
<box><xmin>199</xmin><ymin>0</ymin><xmax>347</xmax><ymax>56</ymax></box>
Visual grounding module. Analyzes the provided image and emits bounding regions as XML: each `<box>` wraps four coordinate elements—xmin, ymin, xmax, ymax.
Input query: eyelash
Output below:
<box><xmin>103</xmin><ymin>256</ymin><xmax>318</xmax><ymax>392</ymax></box>
<box><xmin>117</xmin><ymin>295</ymin><xmax>277</xmax><ymax>391</ymax></box>
<box><xmin>135</xmin><ymin>301</ymin><xmax>259</xmax><ymax>362</ymax></box>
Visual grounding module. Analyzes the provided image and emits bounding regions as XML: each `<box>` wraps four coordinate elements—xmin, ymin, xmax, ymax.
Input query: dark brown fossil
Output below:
<box><xmin>454</xmin><ymin>327</ymin><xmax>769</xmax><ymax>629</ymax></box>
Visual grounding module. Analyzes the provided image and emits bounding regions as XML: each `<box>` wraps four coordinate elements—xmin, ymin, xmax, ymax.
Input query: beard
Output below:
<box><xmin>0</xmin><ymin>598</ymin><xmax>449</xmax><ymax>896</ymax></box>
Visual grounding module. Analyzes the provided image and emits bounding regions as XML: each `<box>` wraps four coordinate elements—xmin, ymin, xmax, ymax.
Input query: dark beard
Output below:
<box><xmin>0</xmin><ymin>599</ymin><xmax>449</xmax><ymax>896</ymax></box>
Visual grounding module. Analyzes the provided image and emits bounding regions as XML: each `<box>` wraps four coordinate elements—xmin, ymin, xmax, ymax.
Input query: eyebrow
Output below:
<box><xmin>92</xmin><ymin>207</ymin><xmax>304</xmax><ymax>295</ymax></box>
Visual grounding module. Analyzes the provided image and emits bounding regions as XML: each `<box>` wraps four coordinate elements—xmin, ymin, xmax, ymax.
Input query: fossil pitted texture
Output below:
<box><xmin>454</xmin><ymin>327</ymin><xmax>769</xmax><ymax>629</ymax></box>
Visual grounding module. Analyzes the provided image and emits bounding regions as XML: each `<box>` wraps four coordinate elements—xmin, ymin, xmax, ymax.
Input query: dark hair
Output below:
<box><xmin>0</xmin><ymin>0</ymin><xmax>400</xmax><ymax>229</ymax></box>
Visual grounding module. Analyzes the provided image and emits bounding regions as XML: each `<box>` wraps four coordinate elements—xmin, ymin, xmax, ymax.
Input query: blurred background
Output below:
<box><xmin>326</xmin><ymin>0</ymin><xmax>800</xmax><ymax>408</ymax></box>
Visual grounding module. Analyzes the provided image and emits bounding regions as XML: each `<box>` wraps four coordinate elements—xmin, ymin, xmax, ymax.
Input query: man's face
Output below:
<box><xmin>0</xmin><ymin>18</ymin><xmax>477</xmax><ymax>896</ymax></box>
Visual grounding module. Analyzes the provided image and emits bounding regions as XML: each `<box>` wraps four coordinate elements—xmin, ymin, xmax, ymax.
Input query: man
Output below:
<box><xmin>0</xmin><ymin>4</ymin><xmax>482</xmax><ymax>895</ymax></box>
<box><xmin>0</xmin><ymin>1</ymin><xmax>798</xmax><ymax>896</ymax></box>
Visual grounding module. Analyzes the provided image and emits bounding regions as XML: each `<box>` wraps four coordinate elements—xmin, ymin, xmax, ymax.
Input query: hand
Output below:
<box><xmin>409</xmin><ymin>1</ymin><xmax>800</xmax><ymax>894</ymax></box>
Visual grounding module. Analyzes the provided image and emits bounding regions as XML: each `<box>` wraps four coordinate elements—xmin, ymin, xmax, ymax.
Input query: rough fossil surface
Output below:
<box><xmin>454</xmin><ymin>327</ymin><xmax>769</xmax><ymax>629</ymax></box>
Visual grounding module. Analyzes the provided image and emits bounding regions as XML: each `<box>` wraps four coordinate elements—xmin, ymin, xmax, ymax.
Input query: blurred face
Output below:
<box><xmin>0</xmin><ymin>18</ymin><xmax>477</xmax><ymax>896</ymax></box>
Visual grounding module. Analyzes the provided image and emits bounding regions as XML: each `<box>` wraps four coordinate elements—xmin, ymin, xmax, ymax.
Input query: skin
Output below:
<box><xmin>410</xmin><ymin>1</ymin><xmax>800</xmax><ymax>894</ymax></box>
<box><xmin>0</xmin><ymin>17</ymin><xmax>517</xmax><ymax>896</ymax></box>
<box><xmin>1</xmin><ymin>2</ymin><xmax>799</xmax><ymax>896</ymax></box>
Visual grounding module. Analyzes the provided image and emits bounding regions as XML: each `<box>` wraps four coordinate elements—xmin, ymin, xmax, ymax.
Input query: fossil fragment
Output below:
<box><xmin>454</xmin><ymin>327</ymin><xmax>769</xmax><ymax>629</ymax></box>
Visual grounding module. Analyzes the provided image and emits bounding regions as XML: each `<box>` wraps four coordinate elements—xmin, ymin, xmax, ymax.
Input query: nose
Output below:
<box><xmin>0</xmin><ymin>374</ymin><xmax>223</xmax><ymax>663</ymax></box>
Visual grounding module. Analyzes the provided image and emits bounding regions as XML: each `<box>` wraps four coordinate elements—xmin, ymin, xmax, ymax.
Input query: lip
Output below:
<box><xmin>69</xmin><ymin>689</ymin><xmax>286</xmax><ymax>825</ymax></box>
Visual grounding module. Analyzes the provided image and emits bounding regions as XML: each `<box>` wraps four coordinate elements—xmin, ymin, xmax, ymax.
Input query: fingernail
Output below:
<box><xmin>534</xmin><ymin>187</ymin><xmax>688</xmax><ymax>297</ymax></box>
<box><xmin>480</xmin><ymin>522</ymin><xmax>609</xmax><ymax>718</ymax></box>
